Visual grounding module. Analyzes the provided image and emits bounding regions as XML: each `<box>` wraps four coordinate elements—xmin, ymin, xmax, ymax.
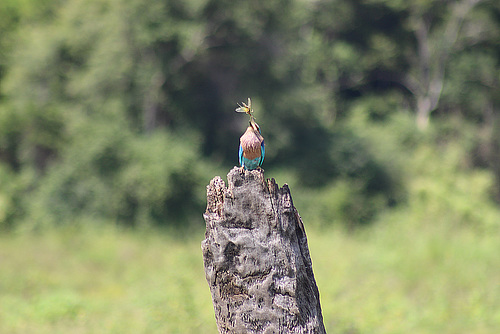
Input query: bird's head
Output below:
<box><xmin>249</xmin><ymin>117</ymin><xmax>261</xmax><ymax>134</ymax></box>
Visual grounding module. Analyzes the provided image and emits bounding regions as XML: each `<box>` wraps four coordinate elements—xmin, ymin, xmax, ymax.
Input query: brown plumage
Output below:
<box><xmin>239</xmin><ymin>120</ymin><xmax>265</xmax><ymax>170</ymax></box>
<box><xmin>240</xmin><ymin>125</ymin><xmax>263</xmax><ymax>160</ymax></box>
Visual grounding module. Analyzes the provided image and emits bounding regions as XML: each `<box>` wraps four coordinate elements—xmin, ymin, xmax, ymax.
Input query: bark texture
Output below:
<box><xmin>202</xmin><ymin>167</ymin><xmax>326</xmax><ymax>334</ymax></box>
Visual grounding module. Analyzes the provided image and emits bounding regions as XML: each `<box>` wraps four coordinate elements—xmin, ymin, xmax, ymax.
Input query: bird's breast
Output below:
<box><xmin>240</xmin><ymin>129</ymin><xmax>263</xmax><ymax>160</ymax></box>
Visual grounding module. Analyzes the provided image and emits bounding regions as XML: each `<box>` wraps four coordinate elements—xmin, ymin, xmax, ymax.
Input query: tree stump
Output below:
<box><xmin>202</xmin><ymin>167</ymin><xmax>326</xmax><ymax>334</ymax></box>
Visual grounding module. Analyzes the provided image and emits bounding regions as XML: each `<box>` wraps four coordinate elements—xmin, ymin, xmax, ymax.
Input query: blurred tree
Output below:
<box><xmin>0</xmin><ymin>0</ymin><xmax>498</xmax><ymax>227</ymax></box>
<box><xmin>26</xmin><ymin>121</ymin><xmax>208</xmax><ymax>226</ymax></box>
<box><xmin>0</xmin><ymin>0</ymin><xmax>57</xmax><ymax>86</ymax></box>
<box><xmin>0</xmin><ymin>0</ymin><xmax>221</xmax><ymax>226</ymax></box>
<box><xmin>404</xmin><ymin>0</ymin><xmax>486</xmax><ymax>129</ymax></box>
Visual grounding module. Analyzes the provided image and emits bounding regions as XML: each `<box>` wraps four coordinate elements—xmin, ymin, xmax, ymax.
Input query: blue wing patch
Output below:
<box><xmin>260</xmin><ymin>140</ymin><xmax>265</xmax><ymax>166</ymax></box>
<box><xmin>238</xmin><ymin>145</ymin><xmax>243</xmax><ymax>167</ymax></box>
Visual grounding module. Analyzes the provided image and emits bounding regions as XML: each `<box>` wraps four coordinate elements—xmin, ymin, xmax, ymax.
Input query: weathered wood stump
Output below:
<box><xmin>202</xmin><ymin>167</ymin><xmax>326</xmax><ymax>334</ymax></box>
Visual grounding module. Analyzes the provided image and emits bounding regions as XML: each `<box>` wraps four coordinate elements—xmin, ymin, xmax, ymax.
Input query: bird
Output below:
<box><xmin>235</xmin><ymin>98</ymin><xmax>265</xmax><ymax>171</ymax></box>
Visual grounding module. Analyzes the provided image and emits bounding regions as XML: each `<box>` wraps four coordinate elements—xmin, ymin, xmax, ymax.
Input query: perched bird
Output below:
<box><xmin>235</xmin><ymin>98</ymin><xmax>265</xmax><ymax>170</ymax></box>
<box><xmin>239</xmin><ymin>118</ymin><xmax>265</xmax><ymax>170</ymax></box>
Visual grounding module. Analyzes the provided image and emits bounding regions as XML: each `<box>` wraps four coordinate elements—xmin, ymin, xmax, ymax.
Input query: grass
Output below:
<box><xmin>0</xmin><ymin>225</ymin><xmax>218</xmax><ymax>334</ymax></box>
<box><xmin>1</xmin><ymin>218</ymin><xmax>499</xmax><ymax>333</ymax></box>
<box><xmin>312</xmin><ymin>219</ymin><xmax>500</xmax><ymax>333</ymax></box>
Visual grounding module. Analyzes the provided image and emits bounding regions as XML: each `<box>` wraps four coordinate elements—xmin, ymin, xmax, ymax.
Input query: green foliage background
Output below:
<box><xmin>0</xmin><ymin>0</ymin><xmax>500</xmax><ymax>332</ymax></box>
<box><xmin>1</xmin><ymin>0</ymin><xmax>497</xmax><ymax>228</ymax></box>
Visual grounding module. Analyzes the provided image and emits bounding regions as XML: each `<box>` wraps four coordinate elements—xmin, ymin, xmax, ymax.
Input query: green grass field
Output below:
<box><xmin>0</xmin><ymin>226</ymin><xmax>217</xmax><ymax>334</ymax></box>
<box><xmin>1</xmin><ymin>215</ymin><xmax>499</xmax><ymax>333</ymax></box>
